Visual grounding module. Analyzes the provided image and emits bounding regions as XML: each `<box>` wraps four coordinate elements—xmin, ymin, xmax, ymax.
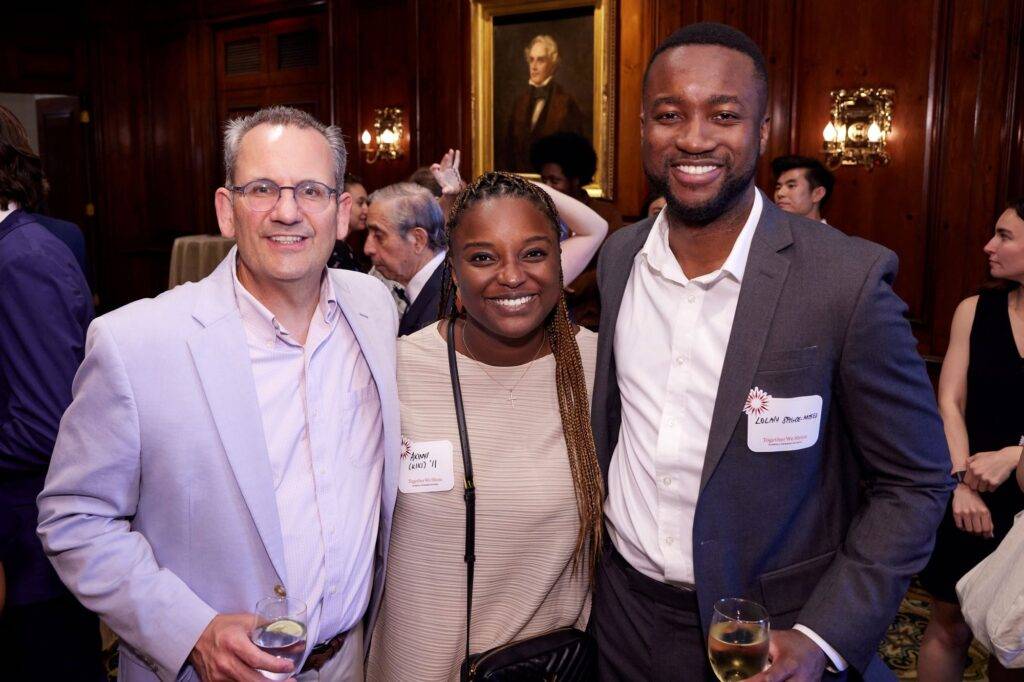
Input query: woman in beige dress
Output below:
<box><xmin>366</xmin><ymin>172</ymin><xmax>604</xmax><ymax>681</ymax></box>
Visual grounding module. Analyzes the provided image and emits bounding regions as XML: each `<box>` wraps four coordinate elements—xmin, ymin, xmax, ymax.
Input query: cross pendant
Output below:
<box><xmin>507</xmin><ymin>391</ymin><xmax>516</xmax><ymax>408</ymax></box>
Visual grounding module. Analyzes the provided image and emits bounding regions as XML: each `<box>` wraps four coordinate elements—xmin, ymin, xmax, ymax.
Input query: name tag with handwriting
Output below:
<box><xmin>399</xmin><ymin>439</ymin><xmax>455</xmax><ymax>493</ymax></box>
<box><xmin>743</xmin><ymin>388</ymin><xmax>822</xmax><ymax>453</ymax></box>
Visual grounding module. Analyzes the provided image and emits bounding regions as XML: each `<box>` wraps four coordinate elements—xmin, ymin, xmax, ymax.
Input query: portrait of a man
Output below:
<box><xmin>496</xmin><ymin>34</ymin><xmax>588</xmax><ymax>172</ymax></box>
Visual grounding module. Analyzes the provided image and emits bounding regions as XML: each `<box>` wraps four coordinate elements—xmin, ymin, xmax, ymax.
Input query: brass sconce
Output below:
<box><xmin>361</xmin><ymin>107</ymin><xmax>404</xmax><ymax>164</ymax></box>
<box><xmin>822</xmin><ymin>88</ymin><xmax>894</xmax><ymax>169</ymax></box>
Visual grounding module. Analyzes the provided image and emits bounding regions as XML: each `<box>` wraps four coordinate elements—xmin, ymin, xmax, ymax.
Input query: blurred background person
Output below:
<box><xmin>365</xmin><ymin>182</ymin><xmax>448</xmax><ymax>336</ymax></box>
<box><xmin>642</xmin><ymin>193</ymin><xmax>667</xmax><ymax>220</ymax></box>
<box><xmin>531</xmin><ymin>131</ymin><xmax>620</xmax><ymax>329</ymax></box>
<box><xmin>771</xmin><ymin>154</ymin><xmax>835</xmax><ymax>224</ymax></box>
<box><xmin>329</xmin><ymin>172</ymin><xmax>371</xmax><ymax>272</ymax></box>
<box><xmin>0</xmin><ymin>104</ymin><xmax>102</xmax><ymax>680</ymax></box>
<box><xmin>918</xmin><ymin>199</ymin><xmax>1024</xmax><ymax>682</ymax></box>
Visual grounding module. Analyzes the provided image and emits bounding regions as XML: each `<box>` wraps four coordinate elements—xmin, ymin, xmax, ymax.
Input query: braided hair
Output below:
<box><xmin>438</xmin><ymin>171</ymin><xmax>604</xmax><ymax>577</ymax></box>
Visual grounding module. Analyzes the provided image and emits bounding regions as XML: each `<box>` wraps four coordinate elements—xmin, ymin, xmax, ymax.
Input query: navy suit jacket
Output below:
<box><xmin>0</xmin><ymin>209</ymin><xmax>93</xmax><ymax>605</ymax></box>
<box><xmin>37</xmin><ymin>213</ymin><xmax>90</xmax><ymax>288</ymax></box>
<box><xmin>398</xmin><ymin>260</ymin><xmax>444</xmax><ymax>337</ymax></box>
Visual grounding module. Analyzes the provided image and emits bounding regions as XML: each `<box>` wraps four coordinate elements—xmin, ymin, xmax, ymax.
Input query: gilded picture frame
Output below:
<box><xmin>471</xmin><ymin>0</ymin><xmax>616</xmax><ymax>199</ymax></box>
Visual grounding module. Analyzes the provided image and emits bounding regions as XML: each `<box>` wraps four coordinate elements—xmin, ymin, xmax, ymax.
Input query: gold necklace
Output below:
<box><xmin>460</xmin><ymin>322</ymin><xmax>546</xmax><ymax>408</ymax></box>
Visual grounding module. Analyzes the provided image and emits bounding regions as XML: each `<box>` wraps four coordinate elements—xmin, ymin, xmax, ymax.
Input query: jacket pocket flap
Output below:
<box><xmin>758</xmin><ymin>550</ymin><xmax>836</xmax><ymax>616</ymax></box>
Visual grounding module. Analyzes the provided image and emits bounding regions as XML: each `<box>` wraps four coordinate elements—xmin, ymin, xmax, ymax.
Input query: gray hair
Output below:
<box><xmin>368</xmin><ymin>182</ymin><xmax>445</xmax><ymax>252</ymax></box>
<box><xmin>525</xmin><ymin>34</ymin><xmax>560</xmax><ymax>68</ymax></box>
<box><xmin>222</xmin><ymin>106</ymin><xmax>347</xmax><ymax>190</ymax></box>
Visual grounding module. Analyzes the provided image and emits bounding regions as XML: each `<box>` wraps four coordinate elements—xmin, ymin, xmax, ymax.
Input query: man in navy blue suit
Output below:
<box><xmin>0</xmin><ymin>105</ymin><xmax>102</xmax><ymax>679</ymax></box>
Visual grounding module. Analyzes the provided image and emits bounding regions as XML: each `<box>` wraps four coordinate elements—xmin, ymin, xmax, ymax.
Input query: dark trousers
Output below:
<box><xmin>592</xmin><ymin>547</ymin><xmax>712</xmax><ymax>681</ymax></box>
<box><xmin>0</xmin><ymin>592</ymin><xmax>106</xmax><ymax>681</ymax></box>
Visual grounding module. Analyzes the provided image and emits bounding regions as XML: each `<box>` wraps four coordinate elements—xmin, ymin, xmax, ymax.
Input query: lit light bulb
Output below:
<box><xmin>379</xmin><ymin>128</ymin><xmax>397</xmax><ymax>145</ymax></box>
<box><xmin>361</xmin><ymin>129</ymin><xmax>372</xmax><ymax>146</ymax></box>
<box><xmin>867</xmin><ymin>121</ymin><xmax>882</xmax><ymax>143</ymax></box>
<box><xmin>836</xmin><ymin>122</ymin><xmax>848</xmax><ymax>141</ymax></box>
<box><xmin>823</xmin><ymin>121</ymin><xmax>837</xmax><ymax>142</ymax></box>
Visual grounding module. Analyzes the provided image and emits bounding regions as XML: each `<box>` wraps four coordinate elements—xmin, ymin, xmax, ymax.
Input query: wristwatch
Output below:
<box><xmin>952</xmin><ymin>470</ymin><xmax>967</xmax><ymax>484</ymax></box>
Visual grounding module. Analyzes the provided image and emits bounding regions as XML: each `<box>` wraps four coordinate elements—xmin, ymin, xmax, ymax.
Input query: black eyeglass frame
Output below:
<box><xmin>226</xmin><ymin>179</ymin><xmax>340</xmax><ymax>213</ymax></box>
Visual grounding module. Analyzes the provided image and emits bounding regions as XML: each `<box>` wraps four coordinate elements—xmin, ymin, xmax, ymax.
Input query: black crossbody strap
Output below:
<box><xmin>447</xmin><ymin>320</ymin><xmax>477</xmax><ymax>662</ymax></box>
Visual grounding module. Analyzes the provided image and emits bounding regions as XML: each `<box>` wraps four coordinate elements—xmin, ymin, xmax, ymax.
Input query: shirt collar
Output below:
<box><xmin>406</xmin><ymin>249</ymin><xmax>446</xmax><ymax>305</ymax></box>
<box><xmin>639</xmin><ymin>189</ymin><xmax>763</xmax><ymax>287</ymax></box>
<box><xmin>230</xmin><ymin>250</ymin><xmax>339</xmax><ymax>347</ymax></box>
<box><xmin>0</xmin><ymin>201</ymin><xmax>19</xmax><ymax>226</ymax></box>
<box><xmin>529</xmin><ymin>76</ymin><xmax>554</xmax><ymax>89</ymax></box>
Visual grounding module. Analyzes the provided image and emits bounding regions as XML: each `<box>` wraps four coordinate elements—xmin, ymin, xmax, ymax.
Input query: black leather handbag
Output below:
<box><xmin>446</xmin><ymin>322</ymin><xmax>597</xmax><ymax>682</ymax></box>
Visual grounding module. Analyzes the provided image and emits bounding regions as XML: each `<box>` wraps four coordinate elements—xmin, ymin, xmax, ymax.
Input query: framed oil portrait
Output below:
<box><xmin>471</xmin><ymin>0</ymin><xmax>616</xmax><ymax>198</ymax></box>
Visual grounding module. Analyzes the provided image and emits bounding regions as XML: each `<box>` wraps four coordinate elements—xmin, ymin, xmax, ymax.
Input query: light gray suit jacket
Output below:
<box><xmin>37</xmin><ymin>253</ymin><xmax>400</xmax><ymax>681</ymax></box>
<box><xmin>592</xmin><ymin>199</ymin><xmax>952</xmax><ymax>680</ymax></box>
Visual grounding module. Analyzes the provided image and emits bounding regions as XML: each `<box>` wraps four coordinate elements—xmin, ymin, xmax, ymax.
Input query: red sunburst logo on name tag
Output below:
<box><xmin>743</xmin><ymin>387</ymin><xmax>771</xmax><ymax>416</ymax></box>
<box><xmin>401</xmin><ymin>436</ymin><xmax>413</xmax><ymax>459</ymax></box>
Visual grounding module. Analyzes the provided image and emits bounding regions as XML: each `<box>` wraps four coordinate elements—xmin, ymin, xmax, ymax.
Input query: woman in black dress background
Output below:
<box><xmin>918</xmin><ymin>199</ymin><xmax>1024</xmax><ymax>682</ymax></box>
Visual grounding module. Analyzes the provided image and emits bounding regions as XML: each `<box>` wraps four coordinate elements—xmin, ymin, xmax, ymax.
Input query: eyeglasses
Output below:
<box><xmin>227</xmin><ymin>179</ymin><xmax>338</xmax><ymax>213</ymax></box>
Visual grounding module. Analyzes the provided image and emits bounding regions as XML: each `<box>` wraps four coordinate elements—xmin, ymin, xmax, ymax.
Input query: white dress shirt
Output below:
<box><xmin>604</xmin><ymin>190</ymin><xmax>846</xmax><ymax>670</ymax></box>
<box><xmin>232</xmin><ymin>255</ymin><xmax>384</xmax><ymax>647</ymax></box>
<box><xmin>0</xmin><ymin>201</ymin><xmax>18</xmax><ymax>224</ymax></box>
<box><xmin>405</xmin><ymin>249</ymin><xmax>446</xmax><ymax>306</ymax></box>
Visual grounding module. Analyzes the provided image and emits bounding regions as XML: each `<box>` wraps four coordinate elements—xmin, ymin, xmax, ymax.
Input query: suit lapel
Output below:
<box><xmin>594</xmin><ymin>219</ymin><xmax>654</xmax><ymax>476</ymax></box>
<box><xmin>699</xmin><ymin>206</ymin><xmax>793</xmax><ymax>492</ymax></box>
<box><xmin>187</xmin><ymin>255</ymin><xmax>288</xmax><ymax>584</ymax></box>
<box><xmin>400</xmin><ymin>263</ymin><xmax>442</xmax><ymax>334</ymax></box>
<box><xmin>332</xmin><ymin>273</ymin><xmax>400</xmax><ymax>511</ymax></box>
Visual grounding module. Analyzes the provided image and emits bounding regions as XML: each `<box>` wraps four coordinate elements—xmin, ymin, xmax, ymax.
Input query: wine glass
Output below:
<box><xmin>707</xmin><ymin>597</ymin><xmax>770</xmax><ymax>681</ymax></box>
<box><xmin>250</xmin><ymin>596</ymin><xmax>308</xmax><ymax>680</ymax></box>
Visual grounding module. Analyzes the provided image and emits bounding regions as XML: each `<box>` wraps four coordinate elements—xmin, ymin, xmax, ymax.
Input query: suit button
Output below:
<box><xmin>274</xmin><ymin>584</ymin><xmax>287</xmax><ymax>597</ymax></box>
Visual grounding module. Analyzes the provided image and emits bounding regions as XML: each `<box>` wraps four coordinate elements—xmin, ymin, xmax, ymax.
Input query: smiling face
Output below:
<box><xmin>215</xmin><ymin>123</ymin><xmax>349</xmax><ymax>293</ymax></box>
<box><xmin>642</xmin><ymin>44</ymin><xmax>768</xmax><ymax>226</ymax></box>
<box><xmin>984</xmin><ymin>208</ymin><xmax>1024</xmax><ymax>283</ymax></box>
<box><xmin>774</xmin><ymin>168</ymin><xmax>824</xmax><ymax>219</ymax></box>
<box><xmin>528</xmin><ymin>43</ymin><xmax>556</xmax><ymax>85</ymax></box>
<box><xmin>451</xmin><ymin>196</ymin><xmax>561</xmax><ymax>342</ymax></box>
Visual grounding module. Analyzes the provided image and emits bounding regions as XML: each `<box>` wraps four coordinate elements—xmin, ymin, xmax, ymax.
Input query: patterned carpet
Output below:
<box><xmin>880</xmin><ymin>581</ymin><xmax>990</xmax><ymax>680</ymax></box>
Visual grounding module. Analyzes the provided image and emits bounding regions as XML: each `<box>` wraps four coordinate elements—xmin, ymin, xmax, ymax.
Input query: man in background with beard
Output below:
<box><xmin>589</xmin><ymin>23</ymin><xmax>951</xmax><ymax>681</ymax></box>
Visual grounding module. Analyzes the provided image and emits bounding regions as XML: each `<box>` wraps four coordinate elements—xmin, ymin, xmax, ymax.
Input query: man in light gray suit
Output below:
<box><xmin>589</xmin><ymin>24</ymin><xmax>952</xmax><ymax>681</ymax></box>
<box><xmin>38</xmin><ymin>106</ymin><xmax>399</xmax><ymax>681</ymax></box>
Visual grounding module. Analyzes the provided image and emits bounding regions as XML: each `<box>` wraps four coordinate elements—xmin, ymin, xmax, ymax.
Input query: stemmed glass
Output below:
<box><xmin>250</xmin><ymin>596</ymin><xmax>307</xmax><ymax>680</ymax></box>
<box><xmin>707</xmin><ymin>597</ymin><xmax>771</xmax><ymax>681</ymax></box>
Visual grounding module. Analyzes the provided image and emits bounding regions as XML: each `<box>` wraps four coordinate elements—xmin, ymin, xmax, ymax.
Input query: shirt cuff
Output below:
<box><xmin>793</xmin><ymin>624</ymin><xmax>848</xmax><ymax>672</ymax></box>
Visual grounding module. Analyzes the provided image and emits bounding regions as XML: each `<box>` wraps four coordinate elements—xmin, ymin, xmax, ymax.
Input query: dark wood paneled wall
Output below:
<box><xmin>5</xmin><ymin>0</ymin><xmax>1024</xmax><ymax>362</ymax></box>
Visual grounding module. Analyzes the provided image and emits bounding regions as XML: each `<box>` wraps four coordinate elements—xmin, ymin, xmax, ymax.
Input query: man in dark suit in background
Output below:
<box><xmin>589</xmin><ymin>24</ymin><xmax>952</xmax><ymax>681</ymax></box>
<box><xmin>0</xmin><ymin>105</ymin><xmax>102</xmax><ymax>679</ymax></box>
<box><xmin>497</xmin><ymin>34</ymin><xmax>588</xmax><ymax>172</ymax></box>
<box><xmin>364</xmin><ymin>182</ymin><xmax>446</xmax><ymax>336</ymax></box>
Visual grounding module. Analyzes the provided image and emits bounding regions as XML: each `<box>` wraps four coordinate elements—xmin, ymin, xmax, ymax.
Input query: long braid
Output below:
<box><xmin>439</xmin><ymin>171</ymin><xmax>604</xmax><ymax>579</ymax></box>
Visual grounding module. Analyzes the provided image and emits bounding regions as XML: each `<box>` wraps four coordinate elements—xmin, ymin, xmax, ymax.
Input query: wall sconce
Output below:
<box><xmin>361</xmin><ymin>107</ymin><xmax>404</xmax><ymax>164</ymax></box>
<box><xmin>822</xmin><ymin>88</ymin><xmax>894</xmax><ymax>169</ymax></box>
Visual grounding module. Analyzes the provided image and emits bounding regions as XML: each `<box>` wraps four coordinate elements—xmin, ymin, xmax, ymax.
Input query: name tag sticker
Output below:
<box><xmin>399</xmin><ymin>439</ymin><xmax>455</xmax><ymax>493</ymax></box>
<box><xmin>743</xmin><ymin>387</ymin><xmax>822</xmax><ymax>453</ymax></box>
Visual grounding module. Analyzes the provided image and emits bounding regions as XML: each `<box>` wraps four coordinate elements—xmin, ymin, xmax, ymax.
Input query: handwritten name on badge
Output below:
<box><xmin>743</xmin><ymin>387</ymin><xmax>823</xmax><ymax>453</ymax></box>
<box><xmin>399</xmin><ymin>438</ymin><xmax>455</xmax><ymax>493</ymax></box>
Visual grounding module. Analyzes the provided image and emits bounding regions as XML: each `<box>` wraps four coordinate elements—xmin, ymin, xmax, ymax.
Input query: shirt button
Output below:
<box><xmin>665</xmin><ymin>536</ymin><xmax>675</xmax><ymax>546</ymax></box>
<box><xmin>329</xmin><ymin>586</ymin><xmax>337</xmax><ymax>595</ymax></box>
<box><xmin>675</xmin><ymin>357</ymin><xmax>685</xmax><ymax>366</ymax></box>
<box><xmin>687</xmin><ymin>295</ymin><xmax>696</xmax><ymax>303</ymax></box>
<box><xmin>662</xmin><ymin>476</ymin><xmax>672</xmax><ymax>486</ymax></box>
<box><xmin>666</xmin><ymin>417</ymin><xmax>676</xmax><ymax>427</ymax></box>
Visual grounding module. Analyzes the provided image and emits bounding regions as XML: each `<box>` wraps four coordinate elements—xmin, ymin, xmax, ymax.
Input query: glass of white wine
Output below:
<box><xmin>250</xmin><ymin>596</ymin><xmax>307</xmax><ymax>681</ymax></box>
<box><xmin>708</xmin><ymin>597</ymin><xmax>770</xmax><ymax>681</ymax></box>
